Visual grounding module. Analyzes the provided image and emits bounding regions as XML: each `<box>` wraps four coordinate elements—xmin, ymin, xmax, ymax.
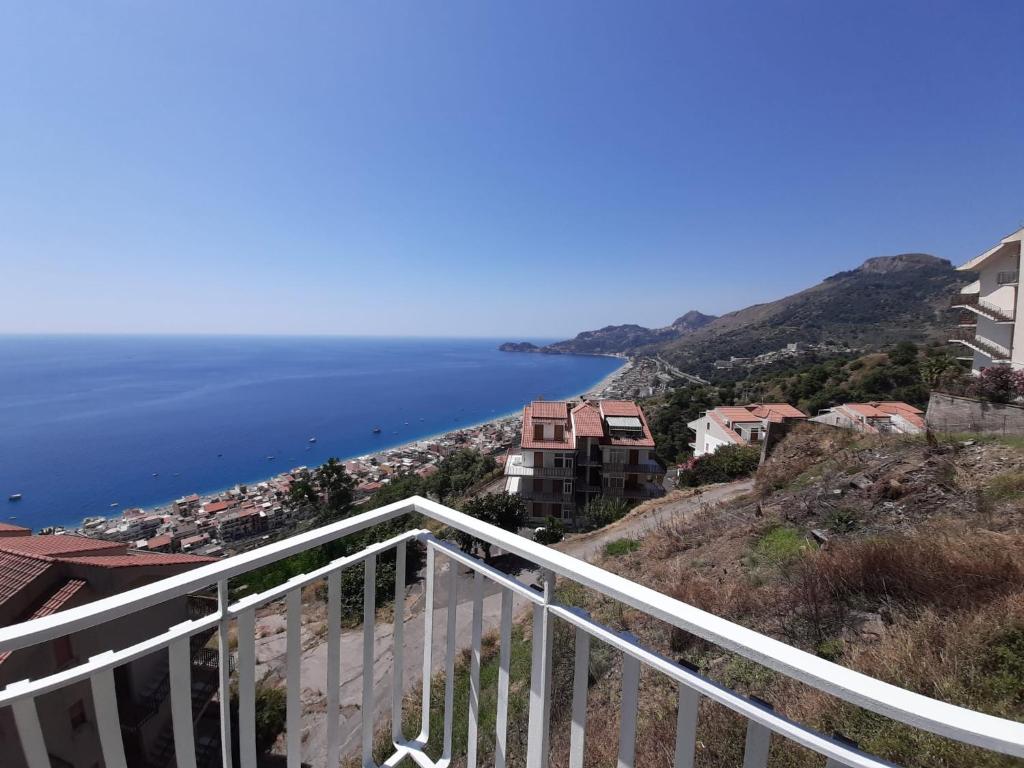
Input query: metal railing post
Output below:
<box><xmin>217</xmin><ymin>579</ymin><xmax>234</xmax><ymax>768</ymax></box>
<box><xmin>526</xmin><ymin>569</ymin><xmax>555</xmax><ymax>768</ymax></box>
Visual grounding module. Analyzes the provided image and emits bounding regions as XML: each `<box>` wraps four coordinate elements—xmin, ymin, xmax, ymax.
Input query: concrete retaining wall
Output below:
<box><xmin>925</xmin><ymin>392</ymin><xmax>1024</xmax><ymax>435</ymax></box>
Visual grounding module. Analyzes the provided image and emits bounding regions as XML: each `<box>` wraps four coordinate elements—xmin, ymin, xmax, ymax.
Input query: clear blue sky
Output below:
<box><xmin>2</xmin><ymin>2</ymin><xmax>1022</xmax><ymax>338</ymax></box>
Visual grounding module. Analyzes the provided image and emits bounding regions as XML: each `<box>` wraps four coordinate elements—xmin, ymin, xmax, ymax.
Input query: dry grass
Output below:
<box><xmin>541</xmin><ymin>430</ymin><xmax>1024</xmax><ymax>768</ymax></box>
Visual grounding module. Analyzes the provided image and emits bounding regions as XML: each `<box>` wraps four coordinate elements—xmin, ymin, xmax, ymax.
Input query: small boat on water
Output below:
<box><xmin>267</xmin><ymin>456</ymin><xmax>275</xmax><ymax>460</ymax></box>
<box><xmin>308</xmin><ymin>437</ymin><xmax>317</xmax><ymax>443</ymax></box>
<box><xmin>8</xmin><ymin>494</ymin><xmax>22</xmax><ymax>502</ymax></box>
<box><xmin>110</xmin><ymin>502</ymin><xmax>119</xmax><ymax>508</ymax></box>
<box><xmin>372</xmin><ymin>426</ymin><xmax>382</xmax><ymax>434</ymax></box>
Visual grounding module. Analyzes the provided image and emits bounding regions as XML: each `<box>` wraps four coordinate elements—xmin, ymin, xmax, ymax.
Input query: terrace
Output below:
<box><xmin>1</xmin><ymin>496</ymin><xmax>1022</xmax><ymax>768</ymax></box>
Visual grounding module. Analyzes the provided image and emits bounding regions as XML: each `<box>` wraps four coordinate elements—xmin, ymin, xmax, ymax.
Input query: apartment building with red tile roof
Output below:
<box><xmin>688</xmin><ymin>403</ymin><xmax>809</xmax><ymax>457</ymax></box>
<box><xmin>810</xmin><ymin>401</ymin><xmax>925</xmax><ymax>434</ymax></box>
<box><xmin>505</xmin><ymin>399</ymin><xmax>665</xmax><ymax>525</ymax></box>
<box><xmin>0</xmin><ymin>531</ymin><xmax>216</xmax><ymax>768</ymax></box>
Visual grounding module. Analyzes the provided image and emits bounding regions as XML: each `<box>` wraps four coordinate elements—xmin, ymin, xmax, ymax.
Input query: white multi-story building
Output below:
<box><xmin>951</xmin><ymin>226</ymin><xmax>1023</xmax><ymax>372</ymax></box>
<box><xmin>687</xmin><ymin>403</ymin><xmax>807</xmax><ymax>457</ymax></box>
<box><xmin>504</xmin><ymin>399</ymin><xmax>665</xmax><ymax>523</ymax></box>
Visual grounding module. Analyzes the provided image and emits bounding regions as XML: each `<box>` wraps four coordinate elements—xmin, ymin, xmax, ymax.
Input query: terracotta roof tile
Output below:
<box><xmin>529</xmin><ymin>401</ymin><xmax>569</xmax><ymax>419</ymax></box>
<box><xmin>0</xmin><ymin>551</ymin><xmax>54</xmax><ymax>604</ymax></box>
<box><xmin>0</xmin><ymin>535</ymin><xmax>125</xmax><ymax>558</ymax></box>
<box><xmin>59</xmin><ymin>552</ymin><xmax>217</xmax><ymax>569</ymax></box>
<box><xmin>30</xmin><ymin>579</ymin><xmax>88</xmax><ymax>618</ymax></box>
<box><xmin>571</xmin><ymin>402</ymin><xmax>605</xmax><ymax>437</ymax></box>
<box><xmin>521</xmin><ymin>404</ymin><xmax>575</xmax><ymax>449</ymax></box>
<box><xmin>600</xmin><ymin>400</ymin><xmax>641</xmax><ymax>417</ymax></box>
<box><xmin>0</xmin><ymin>522</ymin><xmax>31</xmax><ymax>535</ymax></box>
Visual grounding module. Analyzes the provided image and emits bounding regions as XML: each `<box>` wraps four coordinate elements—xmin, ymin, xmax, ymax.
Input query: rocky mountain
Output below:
<box><xmin>501</xmin><ymin>253</ymin><xmax>969</xmax><ymax>374</ymax></box>
<box><xmin>500</xmin><ymin>310</ymin><xmax>716</xmax><ymax>356</ymax></box>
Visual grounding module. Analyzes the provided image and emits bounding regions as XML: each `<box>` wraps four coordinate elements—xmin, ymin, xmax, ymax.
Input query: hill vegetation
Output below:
<box><xmin>384</xmin><ymin>427</ymin><xmax>1024</xmax><ymax>768</ymax></box>
<box><xmin>502</xmin><ymin>253</ymin><xmax>968</xmax><ymax>377</ymax></box>
<box><xmin>645</xmin><ymin>341</ymin><xmax>968</xmax><ymax>464</ymax></box>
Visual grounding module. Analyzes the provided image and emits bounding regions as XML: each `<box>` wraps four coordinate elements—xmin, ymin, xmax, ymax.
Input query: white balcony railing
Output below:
<box><xmin>2</xmin><ymin>496</ymin><xmax>1023</xmax><ymax>768</ymax></box>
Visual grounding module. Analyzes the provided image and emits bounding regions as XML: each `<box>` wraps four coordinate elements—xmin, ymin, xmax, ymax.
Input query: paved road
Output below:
<box><xmin>257</xmin><ymin>479</ymin><xmax>754</xmax><ymax>766</ymax></box>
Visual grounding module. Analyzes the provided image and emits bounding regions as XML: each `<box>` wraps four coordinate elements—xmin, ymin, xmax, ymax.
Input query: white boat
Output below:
<box><xmin>8</xmin><ymin>493</ymin><xmax>22</xmax><ymax>502</ymax></box>
<box><xmin>308</xmin><ymin>437</ymin><xmax>317</xmax><ymax>443</ymax></box>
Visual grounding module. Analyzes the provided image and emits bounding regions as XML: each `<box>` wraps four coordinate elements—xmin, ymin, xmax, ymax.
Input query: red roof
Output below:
<box><xmin>30</xmin><ymin>579</ymin><xmax>88</xmax><ymax>618</ymax></box>
<box><xmin>0</xmin><ymin>522</ymin><xmax>31</xmax><ymax>536</ymax></box>
<box><xmin>530</xmin><ymin>401</ymin><xmax>570</xmax><ymax>420</ymax></box>
<box><xmin>204</xmin><ymin>500</ymin><xmax>235</xmax><ymax>514</ymax></box>
<box><xmin>146</xmin><ymin>535</ymin><xmax>173</xmax><ymax>548</ymax></box>
<box><xmin>60</xmin><ymin>552</ymin><xmax>216</xmax><ymax>569</ymax></box>
<box><xmin>521</xmin><ymin>403</ymin><xmax>575</xmax><ymax>450</ymax></box>
<box><xmin>0</xmin><ymin>535</ymin><xmax>126</xmax><ymax>558</ymax></box>
<box><xmin>571</xmin><ymin>402</ymin><xmax>605</xmax><ymax>437</ymax></box>
<box><xmin>0</xmin><ymin>551</ymin><xmax>54</xmax><ymax>605</ymax></box>
<box><xmin>600</xmin><ymin>400</ymin><xmax>641</xmax><ymax>418</ymax></box>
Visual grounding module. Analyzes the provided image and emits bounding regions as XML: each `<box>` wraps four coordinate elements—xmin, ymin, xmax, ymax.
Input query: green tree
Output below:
<box><xmin>677</xmin><ymin>444</ymin><xmax>760</xmax><ymax>487</ymax></box>
<box><xmin>455</xmin><ymin>492</ymin><xmax>527</xmax><ymax>558</ymax></box>
<box><xmin>888</xmin><ymin>341</ymin><xmax>919</xmax><ymax>366</ymax></box>
<box><xmin>426</xmin><ymin>449</ymin><xmax>498</xmax><ymax>502</ymax></box>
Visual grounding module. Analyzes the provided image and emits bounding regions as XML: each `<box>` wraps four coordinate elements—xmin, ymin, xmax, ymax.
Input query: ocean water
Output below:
<box><xmin>0</xmin><ymin>336</ymin><xmax>621</xmax><ymax>530</ymax></box>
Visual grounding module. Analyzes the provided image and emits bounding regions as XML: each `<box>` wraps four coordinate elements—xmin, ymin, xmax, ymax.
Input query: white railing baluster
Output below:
<box><xmin>494</xmin><ymin>587</ymin><xmax>513</xmax><ymax>768</ymax></box>
<box><xmin>169</xmin><ymin>635</ymin><xmax>199</xmax><ymax>768</ymax></box>
<box><xmin>525</xmin><ymin>570</ymin><xmax>555</xmax><ymax>768</ymax></box>
<box><xmin>362</xmin><ymin>554</ymin><xmax>377</xmax><ymax>768</ymax></box>
<box><xmin>90</xmin><ymin>662</ymin><xmax>128</xmax><ymax>768</ymax></box>
<box><xmin>568</xmin><ymin>626</ymin><xmax>591</xmax><ymax>768</ymax></box>
<box><xmin>236</xmin><ymin>608</ymin><xmax>257</xmax><ymax>768</ymax></box>
<box><xmin>10</xmin><ymin>690</ymin><xmax>49</xmax><ymax>768</ymax></box>
<box><xmin>327</xmin><ymin>568</ymin><xmax>342</xmax><ymax>768</ymax></box>
<box><xmin>617</xmin><ymin>654</ymin><xmax>641</xmax><ymax>768</ymax></box>
<box><xmin>441</xmin><ymin>553</ymin><xmax>459</xmax><ymax>763</ymax></box>
<box><xmin>391</xmin><ymin>540</ymin><xmax>407</xmax><ymax>745</ymax></box>
<box><xmin>419</xmin><ymin>544</ymin><xmax>435</xmax><ymax>744</ymax></box>
<box><xmin>743</xmin><ymin>717</ymin><xmax>772</xmax><ymax>768</ymax></box>
<box><xmin>673</xmin><ymin>684</ymin><xmax>700</xmax><ymax>768</ymax></box>
<box><xmin>287</xmin><ymin>586</ymin><xmax>302</xmax><ymax>768</ymax></box>
<box><xmin>217</xmin><ymin>579</ymin><xmax>234</xmax><ymax>768</ymax></box>
<box><xmin>467</xmin><ymin>570</ymin><xmax>485</xmax><ymax>768</ymax></box>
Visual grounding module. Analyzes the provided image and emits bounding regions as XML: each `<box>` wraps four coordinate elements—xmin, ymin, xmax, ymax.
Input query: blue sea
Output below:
<box><xmin>0</xmin><ymin>336</ymin><xmax>621</xmax><ymax>530</ymax></box>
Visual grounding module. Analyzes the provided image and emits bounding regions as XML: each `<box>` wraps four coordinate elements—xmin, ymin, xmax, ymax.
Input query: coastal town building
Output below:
<box><xmin>950</xmin><ymin>225</ymin><xmax>1022</xmax><ymax>372</ymax></box>
<box><xmin>504</xmin><ymin>399</ymin><xmax>666</xmax><ymax>523</ymax></box>
<box><xmin>0</xmin><ymin>528</ymin><xmax>217</xmax><ymax>768</ymax></box>
<box><xmin>809</xmin><ymin>401</ymin><xmax>925</xmax><ymax>435</ymax></box>
<box><xmin>687</xmin><ymin>403</ymin><xmax>808</xmax><ymax>457</ymax></box>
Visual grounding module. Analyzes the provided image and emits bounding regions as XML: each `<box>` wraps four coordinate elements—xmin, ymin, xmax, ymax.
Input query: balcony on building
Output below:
<box><xmin>2</xmin><ymin>497</ymin><xmax>1022</xmax><ymax>768</ymax></box>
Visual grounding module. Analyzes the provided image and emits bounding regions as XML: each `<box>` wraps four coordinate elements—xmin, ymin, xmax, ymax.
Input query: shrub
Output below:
<box><xmin>970</xmin><ymin>365</ymin><xmax>1024</xmax><ymax>404</ymax></box>
<box><xmin>678</xmin><ymin>445</ymin><xmax>760</xmax><ymax>487</ymax></box>
<box><xmin>581</xmin><ymin>497</ymin><xmax>631</xmax><ymax>531</ymax></box>
<box><xmin>534</xmin><ymin>517</ymin><xmax>565</xmax><ymax>545</ymax></box>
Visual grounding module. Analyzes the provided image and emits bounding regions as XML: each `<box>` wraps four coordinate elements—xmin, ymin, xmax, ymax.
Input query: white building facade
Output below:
<box><xmin>951</xmin><ymin>226</ymin><xmax>1022</xmax><ymax>372</ymax></box>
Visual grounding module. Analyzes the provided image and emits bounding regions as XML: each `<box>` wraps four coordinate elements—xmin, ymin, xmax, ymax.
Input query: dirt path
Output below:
<box><xmin>258</xmin><ymin>479</ymin><xmax>753</xmax><ymax>766</ymax></box>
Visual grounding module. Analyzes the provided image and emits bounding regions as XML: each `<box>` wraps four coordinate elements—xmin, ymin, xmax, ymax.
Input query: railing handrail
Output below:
<box><xmin>2</xmin><ymin>495</ymin><xmax>1023</xmax><ymax>757</ymax></box>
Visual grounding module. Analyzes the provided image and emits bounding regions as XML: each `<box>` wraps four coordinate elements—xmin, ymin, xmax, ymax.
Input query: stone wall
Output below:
<box><xmin>925</xmin><ymin>392</ymin><xmax>1024</xmax><ymax>435</ymax></box>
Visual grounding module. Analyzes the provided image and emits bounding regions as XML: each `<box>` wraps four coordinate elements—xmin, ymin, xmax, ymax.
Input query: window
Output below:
<box><xmin>607</xmin><ymin>476</ymin><xmax>624</xmax><ymax>489</ymax></box>
<box><xmin>533</xmin><ymin>424</ymin><xmax>544</xmax><ymax>441</ymax></box>
<box><xmin>553</xmin><ymin>453</ymin><xmax>574</xmax><ymax>469</ymax></box>
<box><xmin>69</xmin><ymin>700</ymin><xmax>87</xmax><ymax>731</ymax></box>
<box><xmin>53</xmin><ymin>635</ymin><xmax>73</xmax><ymax>668</ymax></box>
<box><xmin>561</xmin><ymin>504</ymin><xmax>572</xmax><ymax>519</ymax></box>
<box><xmin>553</xmin><ymin>424</ymin><xmax>564</xmax><ymax>441</ymax></box>
<box><xmin>563</xmin><ymin>480</ymin><xmax>573</xmax><ymax>495</ymax></box>
<box><xmin>608</xmin><ymin>449</ymin><xmax>626</xmax><ymax>465</ymax></box>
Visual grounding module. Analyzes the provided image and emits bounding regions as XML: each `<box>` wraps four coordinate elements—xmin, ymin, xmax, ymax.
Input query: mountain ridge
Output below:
<box><xmin>500</xmin><ymin>253</ymin><xmax>967</xmax><ymax>374</ymax></box>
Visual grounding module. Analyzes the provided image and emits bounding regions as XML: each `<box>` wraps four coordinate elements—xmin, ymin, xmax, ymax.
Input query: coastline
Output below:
<box><xmin>67</xmin><ymin>356</ymin><xmax>632</xmax><ymax>536</ymax></box>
